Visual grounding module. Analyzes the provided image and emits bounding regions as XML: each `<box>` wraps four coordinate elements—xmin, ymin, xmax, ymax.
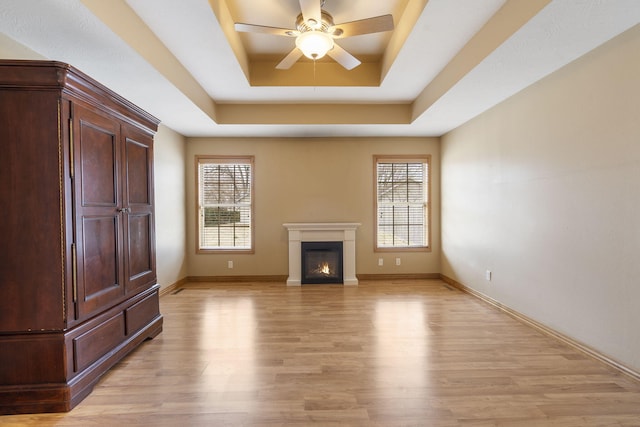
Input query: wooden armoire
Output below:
<box><xmin>0</xmin><ymin>60</ymin><xmax>163</xmax><ymax>414</ymax></box>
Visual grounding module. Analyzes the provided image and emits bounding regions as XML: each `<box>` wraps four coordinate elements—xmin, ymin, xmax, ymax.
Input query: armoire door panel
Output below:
<box><xmin>121</xmin><ymin>125</ymin><xmax>156</xmax><ymax>293</ymax></box>
<box><xmin>127</xmin><ymin>213</ymin><xmax>152</xmax><ymax>280</ymax></box>
<box><xmin>124</xmin><ymin>138</ymin><xmax>151</xmax><ymax>205</ymax></box>
<box><xmin>73</xmin><ymin>105</ymin><xmax>125</xmax><ymax>320</ymax></box>
<box><xmin>80</xmin><ymin>215</ymin><xmax>124</xmax><ymax>316</ymax></box>
<box><xmin>78</xmin><ymin>119</ymin><xmax>118</xmax><ymax>207</ymax></box>
<box><xmin>125</xmin><ymin>212</ymin><xmax>155</xmax><ymax>292</ymax></box>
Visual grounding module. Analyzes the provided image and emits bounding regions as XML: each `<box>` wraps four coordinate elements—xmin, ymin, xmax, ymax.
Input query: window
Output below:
<box><xmin>197</xmin><ymin>156</ymin><xmax>254</xmax><ymax>253</ymax></box>
<box><xmin>374</xmin><ymin>155</ymin><xmax>430</xmax><ymax>251</ymax></box>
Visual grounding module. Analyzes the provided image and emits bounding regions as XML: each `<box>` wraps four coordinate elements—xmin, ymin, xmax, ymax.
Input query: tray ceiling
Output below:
<box><xmin>0</xmin><ymin>0</ymin><xmax>639</xmax><ymax>137</ymax></box>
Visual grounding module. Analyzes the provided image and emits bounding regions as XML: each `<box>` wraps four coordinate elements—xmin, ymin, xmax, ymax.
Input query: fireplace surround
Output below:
<box><xmin>283</xmin><ymin>223</ymin><xmax>360</xmax><ymax>286</ymax></box>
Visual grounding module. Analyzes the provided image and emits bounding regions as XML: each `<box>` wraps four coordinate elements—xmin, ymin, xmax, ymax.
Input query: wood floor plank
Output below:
<box><xmin>1</xmin><ymin>279</ymin><xmax>639</xmax><ymax>426</ymax></box>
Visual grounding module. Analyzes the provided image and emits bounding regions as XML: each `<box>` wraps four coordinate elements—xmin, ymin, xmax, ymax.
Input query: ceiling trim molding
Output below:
<box><xmin>81</xmin><ymin>0</ymin><xmax>219</xmax><ymax>122</ymax></box>
<box><xmin>217</xmin><ymin>103</ymin><xmax>412</xmax><ymax>125</ymax></box>
<box><xmin>208</xmin><ymin>0</ymin><xmax>250</xmax><ymax>81</ymax></box>
<box><xmin>411</xmin><ymin>0</ymin><xmax>552</xmax><ymax>121</ymax></box>
<box><xmin>381</xmin><ymin>0</ymin><xmax>429</xmax><ymax>83</ymax></box>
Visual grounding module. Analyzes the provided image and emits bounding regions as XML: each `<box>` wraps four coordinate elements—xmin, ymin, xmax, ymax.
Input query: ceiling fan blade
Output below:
<box><xmin>234</xmin><ymin>23</ymin><xmax>298</xmax><ymax>37</ymax></box>
<box><xmin>276</xmin><ymin>48</ymin><xmax>304</xmax><ymax>70</ymax></box>
<box><xmin>299</xmin><ymin>0</ymin><xmax>321</xmax><ymax>28</ymax></box>
<box><xmin>331</xmin><ymin>14</ymin><xmax>394</xmax><ymax>38</ymax></box>
<box><xmin>327</xmin><ymin>43</ymin><xmax>361</xmax><ymax>70</ymax></box>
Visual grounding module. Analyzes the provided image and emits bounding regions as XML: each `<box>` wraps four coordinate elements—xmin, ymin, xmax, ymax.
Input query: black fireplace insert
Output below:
<box><xmin>301</xmin><ymin>241</ymin><xmax>343</xmax><ymax>284</ymax></box>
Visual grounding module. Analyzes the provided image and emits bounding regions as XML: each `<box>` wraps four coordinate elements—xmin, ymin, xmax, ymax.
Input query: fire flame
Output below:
<box><xmin>318</xmin><ymin>262</ymin><xmax>331</xmax><ymax>275</ymax></box>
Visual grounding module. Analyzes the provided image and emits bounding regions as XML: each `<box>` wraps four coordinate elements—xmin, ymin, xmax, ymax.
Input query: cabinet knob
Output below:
<box><xmin>118</xmin><ymin>207</ymin><xmax>130</xmax><ymax>213</ymax></box>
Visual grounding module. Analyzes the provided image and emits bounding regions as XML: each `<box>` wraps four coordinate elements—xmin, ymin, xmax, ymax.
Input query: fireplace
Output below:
<box><xmin>301</xmin><ymin>241</ymin><xmax>343</xmax><ymax>284</ymax></box>
<box><xmin>283</xmin><ymin>223</ymin><xmax>360</xmax><ymax>286</ymax></box>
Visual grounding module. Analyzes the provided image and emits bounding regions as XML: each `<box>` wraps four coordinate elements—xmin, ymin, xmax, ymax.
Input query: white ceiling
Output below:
<box><xmin>0</xmin><ymin>0</ymin><xmax>639</xmax><ymax>138</ymax></box>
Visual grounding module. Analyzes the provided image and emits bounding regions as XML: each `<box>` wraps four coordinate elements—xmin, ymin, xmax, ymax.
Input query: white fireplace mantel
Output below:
<box><xmin>283</xmin><ymin>223</ymin><xmax>360</xmax><ymax>286</ymax></box>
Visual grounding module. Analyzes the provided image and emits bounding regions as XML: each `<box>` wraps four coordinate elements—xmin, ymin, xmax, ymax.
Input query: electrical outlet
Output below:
<box><xmin>228</xmin><ymin>260</ymin><xmax>234</xmax><ymax>269</ymax></box>
<box><xmin>378</xmin><ymin>258</ymin><xmax>384</xmax><ymax>266</ymax></box>
<box><xmin>395</xmin><ymin>258</ymin><xmax>401</xmax><ymax>266</ymax></box>
<box><xmin>485</xmin><ymin>270</ymin><xmax>492</xmax><ymax>281</ymax></box>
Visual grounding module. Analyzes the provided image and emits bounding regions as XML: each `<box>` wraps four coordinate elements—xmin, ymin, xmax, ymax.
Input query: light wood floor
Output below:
<box><xmin>2</xmin><ymin>279</ymin><xmax>640</xmax><ymax>426</ymax></box>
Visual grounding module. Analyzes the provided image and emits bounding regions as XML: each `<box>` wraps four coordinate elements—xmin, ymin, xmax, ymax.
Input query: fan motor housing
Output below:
<box><xmin>296</xmin><ymin>10</ymin><xmax>335</xmax><ymax>33</ymax></box>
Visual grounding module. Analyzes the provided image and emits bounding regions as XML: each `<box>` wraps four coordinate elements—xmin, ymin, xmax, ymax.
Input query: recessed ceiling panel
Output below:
<box><xmin>230</xmin><ymin>0</ymin><xmax>399</xmax><ymax>56</ymax></box>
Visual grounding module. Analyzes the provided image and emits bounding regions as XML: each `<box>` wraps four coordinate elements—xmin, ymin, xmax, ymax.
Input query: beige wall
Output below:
<box><xmin>0</xmin><ymin>33</ymin><xmax>45</xmax><ymax>59</ymax></box>
<box><xmin>441</xmin><ymin>25</ymin><xmax>640</xmax><ymax>372</ymax></box>
<box><xmin>186</xmin><ymin>137</ymin><xmax>440</xmax><ymax>277</ymax></box>
<box><xmin>154</xmin><ymin>125</ymin><xmax>188</xmax><ymax>289</ymax></box>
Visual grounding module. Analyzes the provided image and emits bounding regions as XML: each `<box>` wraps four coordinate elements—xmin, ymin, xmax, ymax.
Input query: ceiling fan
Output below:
<box><xmin>234</xmin><ymin>0</ymin><xmax>394</xmax><ymax>70</ymax></box>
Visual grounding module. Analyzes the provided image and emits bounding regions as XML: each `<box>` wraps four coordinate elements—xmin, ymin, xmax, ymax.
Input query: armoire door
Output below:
<box><xmin>72</xmin><ymin>104</ymin><xmax>126</xmax><ymax>320</ymax></box>
<box><xmin>121</xmin><ymin>124</ymin><xmax>156</xmax><ymax>294</ymax></box>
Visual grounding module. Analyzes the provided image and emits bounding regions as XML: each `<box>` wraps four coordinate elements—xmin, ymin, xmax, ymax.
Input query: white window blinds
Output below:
<box><xmin>375</xmin><ymin>156</ymin><xmax>429</xmax><ymax>249</ymax></box>
<box><xmin>197</xmin><ymin>156</ymin><xmax>254</xmax><ymax>251</ymax></box>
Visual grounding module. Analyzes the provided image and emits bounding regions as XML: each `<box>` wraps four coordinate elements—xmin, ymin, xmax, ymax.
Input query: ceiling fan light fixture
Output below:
<box><xmin>235</xmin><ymin>3</ymin><xmax>394</xmax><ymax>70</ymax></box>
<box><xmin>295</xmin><ymin>31</ymin><xmax>333</xmax><ymax>60</ymax></box>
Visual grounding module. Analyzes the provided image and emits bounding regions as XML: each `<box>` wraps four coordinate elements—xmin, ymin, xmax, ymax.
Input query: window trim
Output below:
<box><xmin>373</xmin><ymin>155</ymin><xmax>431</xmax><ymax>253</ymax></box>
<box><xmin>195</xmin><ymin>155</ymin><xmax>255</xmax><ymax>254</ymax></box>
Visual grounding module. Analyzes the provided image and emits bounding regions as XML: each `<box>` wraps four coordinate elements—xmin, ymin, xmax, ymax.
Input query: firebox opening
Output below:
<box><xmin>301</xmin><ymin>241</ymin><xmax>343</xmax><ymax>284</ymax></box>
